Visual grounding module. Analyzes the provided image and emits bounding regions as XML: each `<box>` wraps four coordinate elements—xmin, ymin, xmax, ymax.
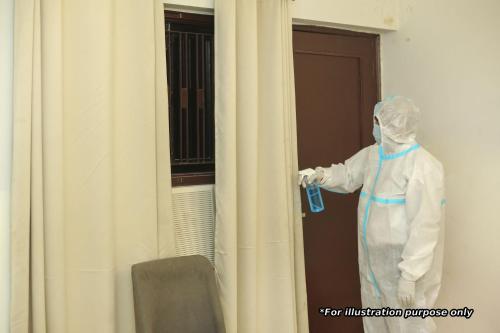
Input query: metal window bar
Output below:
<box><xmin>166</xmin><ymin>26</ymin><xmax>215</xmax><ymax>172</ymax></box>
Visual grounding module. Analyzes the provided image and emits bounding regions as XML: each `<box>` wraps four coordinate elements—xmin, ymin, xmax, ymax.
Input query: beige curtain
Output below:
<box><xmin>214</xmin><ymin>0</ymin><xmax>309</xmax><ymax>332</ymax></box>
<box><xmin>10</xmin><ymin>0</ymin><xmax>175</xmax><ymax>332</ymax></box>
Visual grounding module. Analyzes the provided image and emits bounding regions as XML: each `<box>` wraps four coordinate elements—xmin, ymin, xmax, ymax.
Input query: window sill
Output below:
<box><xmin>171</xmin><ymin>172</ymin><xmax>215</xmax><ymax>187</ymax></box>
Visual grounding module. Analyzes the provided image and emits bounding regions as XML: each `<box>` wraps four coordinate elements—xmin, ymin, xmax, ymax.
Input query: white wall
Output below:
<box><xmin>165</xmin><ymin>0</ymin><xmax>399</xmax><ymax>30</ymax></box>
<box><xmin>164</xmin><ymin>0</ymin><xmax>213</xmax><ymax>13</ymax></box>
<box><xmin>0</xmin><ymin>0</ymin><xmax>14</xmax><ymax>331</ymax></box>
<box><xmin>290</xmin><ymin>0</ymin><xmax>398</xmax><ymax>30</ymax></box>
<box><xmin>166</xmin><ymin>0</ymin><xmax>211</xmax><ymax>9</ymax></box>
<box><xmin>381</xmin><ymin>0</ymin><xmax>500</xmax><ymax>331</ymax></box>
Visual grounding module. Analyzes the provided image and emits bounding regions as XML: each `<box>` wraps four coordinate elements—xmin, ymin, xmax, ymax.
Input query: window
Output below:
<box><xmin>165</xmin><ymin>11</ymin><xmax>215</xmax><ymax>186</ymax></box>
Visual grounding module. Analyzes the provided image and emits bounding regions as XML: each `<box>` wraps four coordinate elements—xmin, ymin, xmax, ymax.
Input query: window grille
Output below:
<box><xmin>165</xmin><ymin>11</ymin><xmax>215</xmax><ymax>185</ymax></box>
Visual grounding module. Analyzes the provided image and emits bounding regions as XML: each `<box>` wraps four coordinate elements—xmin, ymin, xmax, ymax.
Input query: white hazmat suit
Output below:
<box><xmin>302</xmin><ymin>96</ymin><xmax>445</xmax><ymax>332</ymax></box>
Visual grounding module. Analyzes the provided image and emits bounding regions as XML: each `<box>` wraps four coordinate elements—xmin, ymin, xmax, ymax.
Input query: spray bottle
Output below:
<box><xmin>306</xmin><ymin>182</ymin><xmax>324</xmax><ymax>213</ymax></box>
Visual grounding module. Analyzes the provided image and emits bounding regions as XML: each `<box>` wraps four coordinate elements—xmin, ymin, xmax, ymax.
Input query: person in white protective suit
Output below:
<box><xmin>299</xmin><ymin>96</ymin><xmax>445</xmax><ymax>333</ymax></box>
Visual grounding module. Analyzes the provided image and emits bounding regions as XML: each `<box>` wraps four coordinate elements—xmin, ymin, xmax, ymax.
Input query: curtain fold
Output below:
<box><xmin>0</xmin><ymin>0</ymin><xmax>14</xmax><ymax>331</ymax></box>
<box><xmin>10</xmin><ymin>0</ymin><xmax>175</xmax><ymax>332</ymax></box>
<box><xmin>214</xmin><ymin>1</ymin><xmax>309</xmax><ymax>332</ymax></box>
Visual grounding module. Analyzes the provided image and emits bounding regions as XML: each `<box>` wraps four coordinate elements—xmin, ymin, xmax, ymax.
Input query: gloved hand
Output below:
<box><xmin>398</xmin><ymin>277</ymin><xmax>416</xmax><ymax>308</ymax></box>
<box><xmin>298</xmin><ymin>167</ymin><xmax>326</xmax><ymax>188</ymax></box>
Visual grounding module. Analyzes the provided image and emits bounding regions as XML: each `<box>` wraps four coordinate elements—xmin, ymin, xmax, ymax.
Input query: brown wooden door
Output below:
<box><xmin>293</xmin><ymin>26</ymin><xmax>380</xmax><ymax>333</ymax></box>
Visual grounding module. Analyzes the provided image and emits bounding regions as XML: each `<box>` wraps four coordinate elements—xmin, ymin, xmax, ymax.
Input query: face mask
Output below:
<box><xmin>373</xmin><ymin>124</ymin><xmax>382</xmax><ymax>144</ymax></box>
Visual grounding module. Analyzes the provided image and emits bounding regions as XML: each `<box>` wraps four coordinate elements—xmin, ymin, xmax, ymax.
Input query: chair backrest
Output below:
<box><xmin>132</xmin><ymin>255</ymin><xmax>226</xmax><ymax>333</ymax></box>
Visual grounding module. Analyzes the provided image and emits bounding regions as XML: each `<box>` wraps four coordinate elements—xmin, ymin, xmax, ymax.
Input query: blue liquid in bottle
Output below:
<box><xmin>306</xmin><ymin>183</ymin><xmax>324</xmax><ymax>213</ymax></box>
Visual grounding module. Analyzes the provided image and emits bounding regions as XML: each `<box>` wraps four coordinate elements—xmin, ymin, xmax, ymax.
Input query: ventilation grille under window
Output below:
<box><xmin>172</xmin><ymin>185</ymin><xmax>215</xmax><ymax>264</ymax></box>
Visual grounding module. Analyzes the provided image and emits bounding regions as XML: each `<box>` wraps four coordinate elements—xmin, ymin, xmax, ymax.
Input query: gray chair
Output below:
<box><xmin>132</xmin><ymin>255</ymin><xmax>226</xmax><ymax>333</ymax></box>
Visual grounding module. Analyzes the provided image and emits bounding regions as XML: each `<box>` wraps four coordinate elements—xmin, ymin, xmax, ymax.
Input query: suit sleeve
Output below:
<box><xmin>398</xmin><ymin>159</ymin><xmax>445</xmax><ymax>282</ymax></box>
<box><xmin>320</xmin><ymin>146</ymin><xmax>370</xmax><ymax>194</ymax></box>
